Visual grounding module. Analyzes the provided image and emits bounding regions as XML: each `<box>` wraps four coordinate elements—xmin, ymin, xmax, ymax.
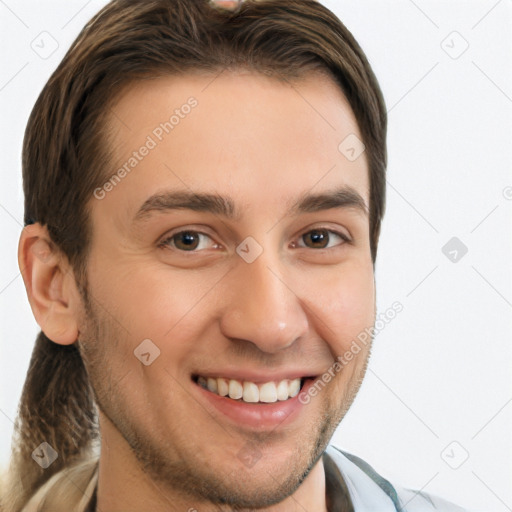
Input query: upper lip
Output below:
<box><xmin>192</xmin><ymin>369</ymin><xmax>320</xmax><ymax>384</ymax></box>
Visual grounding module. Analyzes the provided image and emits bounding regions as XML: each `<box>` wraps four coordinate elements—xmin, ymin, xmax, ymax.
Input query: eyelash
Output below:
<box><xmin>158</xmin><ymin>227</ymin><xmax>351</xmax><ymax>252</ymax></box>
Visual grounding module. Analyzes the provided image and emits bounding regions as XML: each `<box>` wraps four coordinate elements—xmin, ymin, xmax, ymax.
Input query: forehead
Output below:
<box><xmin>96</xmin><ymin>70</ymin><xmax>369</xmax><ymax>225</ymax></box>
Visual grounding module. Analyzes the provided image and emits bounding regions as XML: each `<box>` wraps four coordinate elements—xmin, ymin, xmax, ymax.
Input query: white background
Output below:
<box><xmin>1</xmin><ymin>1</ymin><xmax>511</xmax><ymax>510</ymax></box>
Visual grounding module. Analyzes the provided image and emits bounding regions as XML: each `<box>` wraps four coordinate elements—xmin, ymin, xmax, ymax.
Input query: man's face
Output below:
<box><xmin>77</xmin><ymin>70</ymin><xmax>375</xmax><ymax>507</ymax></box>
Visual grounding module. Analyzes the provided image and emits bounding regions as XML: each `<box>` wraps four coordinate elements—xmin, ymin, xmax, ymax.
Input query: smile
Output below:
<box><xmin>193</xmin><ymin>375</ymin><xmax>307</xmax><ymax>403</ymax></box>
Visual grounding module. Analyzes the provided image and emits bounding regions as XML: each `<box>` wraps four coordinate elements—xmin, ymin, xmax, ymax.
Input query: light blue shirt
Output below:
<box><xmin>325</xmin><ymin>444</ymin><xmax>469</xmax><ymax>511</ymax></box>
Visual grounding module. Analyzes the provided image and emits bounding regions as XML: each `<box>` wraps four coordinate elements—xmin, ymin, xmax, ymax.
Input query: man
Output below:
<box><xmin>3</xmin><ymin>0</ymin><xmax>467</xmax><ymax>510</ymax></box>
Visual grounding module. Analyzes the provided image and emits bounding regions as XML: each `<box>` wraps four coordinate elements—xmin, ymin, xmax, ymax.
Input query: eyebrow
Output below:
<box><xmin>133</xmin><ymin>185</ymin><xmax>368</xmax><ymax>223</ymax></box>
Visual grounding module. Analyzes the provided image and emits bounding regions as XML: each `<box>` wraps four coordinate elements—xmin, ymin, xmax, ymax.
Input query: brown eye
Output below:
<box><xmin>297</xmin><ymin>229</ymin><xmax>348</xmax><ymax>249</ymax></box>
<box><xmin>173</xmin><ymin>231</ymin><xmax>200</xmax><ymax>250</ymax></box>
<box><xmin>302</xmin><ymin>229</ymin><xmax>329</xmax><ymax>248</ymax></box>
<box><xmin>161</xmin><ymin>231</ymin><xmax>216</xmax><ymax>251</ymax></box>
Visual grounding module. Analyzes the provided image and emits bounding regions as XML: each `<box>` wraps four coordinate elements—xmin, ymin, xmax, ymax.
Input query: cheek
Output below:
<box><xmin>90</xmin><ymin>261</ymin><xmax>216</xmax><ymax>330</ymax></box>
<box><xmin>85</xmin><ymin>263</ymin><xmax>227</xmax><ymax>372</ymax></box>
<box><xmin>302</xmin><ymin>260</ymin><xmax>375</xmax><ymax>352</ymax></box>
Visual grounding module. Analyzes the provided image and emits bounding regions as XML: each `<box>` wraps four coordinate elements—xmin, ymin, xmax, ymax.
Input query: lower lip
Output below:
<box><xmin>193</xmin><ymin>378</ymin><xmax>316</xmax><ymax>430</ymax></box>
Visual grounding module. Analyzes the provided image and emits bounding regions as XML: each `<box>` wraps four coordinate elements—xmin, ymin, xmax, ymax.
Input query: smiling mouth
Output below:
<box><xmin>192</xmin><ymin>375</ymin><xmax>314</xmax><ymax>404</ymax></box>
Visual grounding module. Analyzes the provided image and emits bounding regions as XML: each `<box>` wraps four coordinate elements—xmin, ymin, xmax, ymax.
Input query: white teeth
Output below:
<box><xmin>243</xmin><ymin>382</ymin><xmax>259</xmax><ymax>403</ymax></box>
<box><xmin>259</xmin><ymin>382</ymin><xmax>278</xmax><ymax>403</ymax></box>
<box><xmin>276</xmin><ymin>379</ymin><xmax>290</xmax><ymax>401</ymax></box>
<box><xmin>228</xmin><ymin>379</ymin><xmax>243</xmax><ymax>399</ymax></box>
<box><xmin>217</xmin><ymin>378</ymin><xmax>229</xmax><ymax>397</ymax></box>
<box><xmin>197</xmin><ymin>375</ymin><xmax>303</xmax><ymax>403</ymax></box>
<box><xmin>207</xmin><ymin>378</ymin><xmax>218</xmax><ymax>393</ymax></box>
<box><xmin>289</xmin><ymin>378</ymin><xmax>300</xmax><ymax>398</ymax></box>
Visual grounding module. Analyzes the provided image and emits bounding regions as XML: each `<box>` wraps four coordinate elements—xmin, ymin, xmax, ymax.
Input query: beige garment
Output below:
<box><xmin>21</xmin><ymin>458</ymin><xmax>98</xmax><ymax>512</ymax></box>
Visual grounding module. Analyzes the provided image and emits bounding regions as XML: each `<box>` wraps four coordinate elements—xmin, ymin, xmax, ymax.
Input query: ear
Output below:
<box><xmin>18</xmin><ymin>223</ymin><xmax>80</xmax><ymax>345</ymax></box>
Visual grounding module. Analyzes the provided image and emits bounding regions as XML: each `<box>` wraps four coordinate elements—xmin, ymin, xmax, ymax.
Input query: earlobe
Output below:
<box><xmin>18</xmin><ymin>223</ymin><xmax>79</xmax><ymax>346</ymax></box>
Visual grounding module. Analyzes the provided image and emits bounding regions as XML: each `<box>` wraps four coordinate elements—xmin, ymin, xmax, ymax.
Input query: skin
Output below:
<box><xmin>19</xmin><ymin>70</ymin><xmax>375</xmax><ymax>511</ymax></box>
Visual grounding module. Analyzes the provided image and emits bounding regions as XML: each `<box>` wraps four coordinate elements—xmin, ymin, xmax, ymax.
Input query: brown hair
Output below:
<box><xmin>4</xmin><ymin>1</ymin><xmax>387</xmax><ymax>510</ymax></box>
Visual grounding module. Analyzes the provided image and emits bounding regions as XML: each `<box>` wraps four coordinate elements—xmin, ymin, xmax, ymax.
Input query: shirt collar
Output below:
<box><xmin>323</xmin><ymin>449</ymin><xmax>355</xmax><ymax>511</ymax></box>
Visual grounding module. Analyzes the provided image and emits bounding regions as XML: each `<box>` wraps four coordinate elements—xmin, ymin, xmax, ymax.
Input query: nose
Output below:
<box><xmin>219</xmin><ymin>256</ymin><xmax>309</xmax><ymax>354</ymax></box>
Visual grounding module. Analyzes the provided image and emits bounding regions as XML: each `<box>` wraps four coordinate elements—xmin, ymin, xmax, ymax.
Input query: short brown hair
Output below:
<box><xmin>5</xmin><ymin>1</ymin><xmax>387</xmax><ymax>510</ymax></box>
